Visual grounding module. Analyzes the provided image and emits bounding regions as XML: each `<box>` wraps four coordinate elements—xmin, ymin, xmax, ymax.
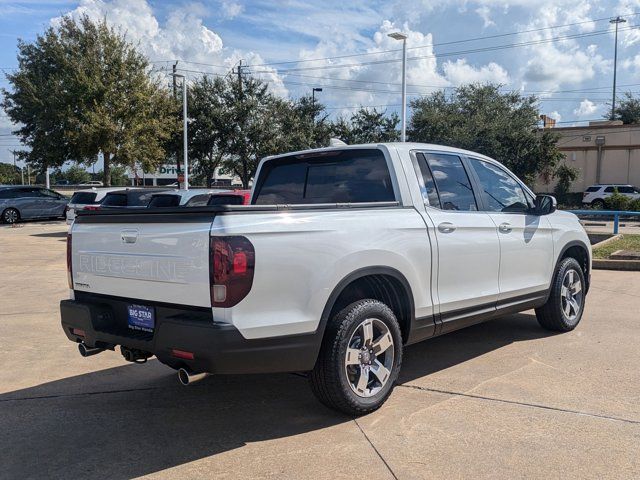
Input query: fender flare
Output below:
<box><xmin>316</xmin><ymin>265</ymin><xmax>416</xmax><ymax>340</ymax></box>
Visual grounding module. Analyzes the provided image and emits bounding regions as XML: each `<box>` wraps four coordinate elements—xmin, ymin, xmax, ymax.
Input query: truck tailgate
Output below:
<box><xmin>71</xmin><ymin>218</ymin><xmax>213</xmax><ymax>308</ymax></box>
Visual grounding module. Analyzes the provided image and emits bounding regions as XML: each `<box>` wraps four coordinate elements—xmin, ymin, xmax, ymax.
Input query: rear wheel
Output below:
<box><xmin>590</xmin><ymin>199</ymin><xmax>605</xmax><ymax>209</ymax></box>
<box><xmin>536</xmin><ymin>257</ymin><xmax>586</xmax><ymax>332</ymax></box>
<box><xmin>2</xmin><ymin>208</ymin><xmax>20</xmax><ymax>224</ymax></box>
<box><xmin>309</xmin><ymin>299</ymin><xmax>403</xmax><ymax>416</ymax></box>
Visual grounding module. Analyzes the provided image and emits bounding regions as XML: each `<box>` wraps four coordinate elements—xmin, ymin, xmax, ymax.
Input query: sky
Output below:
<box><xmin>1</xmin><ymin>0</ymin><xmax>640</xmax><ymax>168</ymax></box>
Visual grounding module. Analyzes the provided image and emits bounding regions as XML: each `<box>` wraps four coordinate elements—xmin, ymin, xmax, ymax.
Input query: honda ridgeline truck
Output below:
<box><xmin>60</xmin><ymin>143</ymin><xmax>591</xmax><ymax>415</ymax></box>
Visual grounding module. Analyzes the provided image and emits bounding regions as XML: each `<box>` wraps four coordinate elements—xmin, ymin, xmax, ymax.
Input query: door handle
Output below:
<box><xmin>437</xmin><ymin>222</ymin><xmax>456</xmax><ymax>233</ymax></box>
<box><xmin>498</xmin><ymin>222</ymin><xmax>512</xmax><ymax>233</ymax></box>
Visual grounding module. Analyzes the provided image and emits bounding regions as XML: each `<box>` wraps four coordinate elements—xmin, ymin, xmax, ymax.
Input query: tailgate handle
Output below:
<box><xmin>121</xmin><ymin>229</ymin><xmax>139</xmax><ymax>244</ymax></box>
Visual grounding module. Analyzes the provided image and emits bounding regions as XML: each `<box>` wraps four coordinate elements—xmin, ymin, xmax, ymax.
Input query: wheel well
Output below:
<box><xmin>328</xmin><ymin>274</ymin><xmax>413</xmax><ymax>343</ymax></box>
<box><xmin>561</xmin><ymin>244</ymin><xmax>590</xmax><ymax>290</ymax></box>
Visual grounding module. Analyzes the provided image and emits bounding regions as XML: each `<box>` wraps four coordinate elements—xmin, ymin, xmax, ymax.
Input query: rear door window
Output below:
<box><xmin>148</xmin><ymin>195</ymin><xmax>181</xmax><ymax>208</ymax></box>
<box><xmin>101</xmin><ymin>193</ymin><xmax>127</xmax><ymax>206</ymax></box>
<box><xmin>618</xmin><ymin>186</ymin><xmax>635</xmax><ymax>194</ymax></box>
<box><xmin>185</xmin><ymin>194</ymin><xmax>211</xmax><ymax>207</ymax></box>
<box><xmin>604</xmin><ymin>186</ymin><xmax>615</xmax><ymax>193</ymax></box>
<box><xmin>70</xmin><ymin>192</ymin><xmax>98</xmax><ymax>204</ymax></box>
<box><xmin>208</xmin><ymin>194</ymin><xmax>244</xmax><ymax>205</ymax></box>
<box><xmin>422</xmin><ymin>153</ymin><xmax>477</xmax><ymax>211</ymax></box>
<box><xmin>253</xmin><ymin>149</ymin><xmax>396</xmax><ymax>205</ymax></box>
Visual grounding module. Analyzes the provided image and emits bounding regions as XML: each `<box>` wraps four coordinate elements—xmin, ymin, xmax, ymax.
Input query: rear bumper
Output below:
<box><xmin>60</xmin><ymin>294</ymin><xmax>321</xmax><ymax>374</ymax></box>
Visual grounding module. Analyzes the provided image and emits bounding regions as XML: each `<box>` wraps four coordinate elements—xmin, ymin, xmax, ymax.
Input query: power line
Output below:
<box><xmin>250</xmin><ymin>26</ymin><xmax>637</xmax><ymax>74</ymax></box>
<box><xmin>245</xmin><ymin>12</ymin><xmax>640</xmax><ymax>69</ymax></box>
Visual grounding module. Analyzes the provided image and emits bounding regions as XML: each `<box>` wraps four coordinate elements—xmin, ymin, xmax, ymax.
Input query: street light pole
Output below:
<box><xmin>388</xmin><ymin>32</ymin><xmax>408</xmax><ymax>142</ymax></box>
<box><xmin>172</xmin><ymin>73</ymin><xmax>189</xmax><ymax>190</ymax></box>
<box><xmin>610</xmin><ymin>16</ymin><xmax>627</xmax><ymax>120</ymax></box>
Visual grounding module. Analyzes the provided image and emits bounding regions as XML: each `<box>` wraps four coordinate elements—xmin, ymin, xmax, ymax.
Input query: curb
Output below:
<box><xmin>592</xmin><ymin>258</ymin><xmax>640</xmax><ymax>271</ymax></box>
<box><xmin>591</xmin><ymin>234</ymin><xmax>622</xmax><ymax>248</ymax></box>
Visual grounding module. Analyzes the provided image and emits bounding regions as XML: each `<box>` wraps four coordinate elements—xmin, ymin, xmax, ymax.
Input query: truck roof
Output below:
<box><xmin>262</xmin><ymin>142</ymin><xmax>496</xmax><ymax>163</ymax></box>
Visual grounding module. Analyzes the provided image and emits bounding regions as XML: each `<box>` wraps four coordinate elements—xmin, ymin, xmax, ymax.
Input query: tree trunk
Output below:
<box><xmin>103</xmin><ymin>152</ymin><xmax>111</xmax><ymax>186</ymax></box>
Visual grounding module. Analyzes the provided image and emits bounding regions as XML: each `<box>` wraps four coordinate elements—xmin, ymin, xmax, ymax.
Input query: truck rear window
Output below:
<box><xmin>253</xmin><ymin>149</ymin><xmax>395</xmax><ymax>205</ymax></box>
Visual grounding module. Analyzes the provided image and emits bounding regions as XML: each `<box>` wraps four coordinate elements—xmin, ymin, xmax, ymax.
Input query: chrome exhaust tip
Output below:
<box><xmin>78</xmin><ymin>343</ymin><xmax>104</xmax><ymax>357</ymax></box>
<box><xmin>177</xmin><ymin>368</ymin><xmax>209</xmax><ymax>386</ymax></box>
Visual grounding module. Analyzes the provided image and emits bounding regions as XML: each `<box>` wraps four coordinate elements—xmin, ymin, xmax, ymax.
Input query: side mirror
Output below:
<box><xmin>533</xmin><ymin>194</ymin><xmax>557</xmax><ymax>215</ymax></box>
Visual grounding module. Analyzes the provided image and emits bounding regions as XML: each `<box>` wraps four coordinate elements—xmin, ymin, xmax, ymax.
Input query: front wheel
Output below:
<box><xmin>309</xmin><ymin>299</ymin><xmax>403</xmax><ymax>416</ymax></box>
<box><xmin>536</xmin><ymin>257</ymin><xmax>586</xmax><ymax>332</ymax></box>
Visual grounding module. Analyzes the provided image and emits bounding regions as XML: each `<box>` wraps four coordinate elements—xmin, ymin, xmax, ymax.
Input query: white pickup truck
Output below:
<box><xmin>61</xmin><ymin>143</ymin><xmax>591</xmax><ymax>415</ymax></box>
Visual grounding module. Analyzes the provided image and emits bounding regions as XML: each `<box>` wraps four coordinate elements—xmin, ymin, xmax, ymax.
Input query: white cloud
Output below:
<box><xmin>51</xmin><ymin>0</ymin><xmax>287</xmax><ymax>96</ymax></box>
<box><xmin>548</xmin><ymin>110</ymin><xmax>562</xmax><ymax>122</ymax></box>
<box><xmin>573</xmin><ymin>99</ymin><xmax>600</xmax><ymax>118</ymax></box>
<box><xmin>221</xmin><ymin>1</ymin><xmax>243</xmax><ymax>19</ymax></box>
<box><xmin>475</xmin><ymin>6</ymin><xmax>495</xmax><ymax>28</ymax></box>
<box><xmin>443</xmin><ymin>59</ymin><xmax>509</xmax><ymax>86</ymax></box>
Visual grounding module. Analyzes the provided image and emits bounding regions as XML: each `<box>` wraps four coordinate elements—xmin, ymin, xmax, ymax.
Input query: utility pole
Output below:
<box><xmin>312</xmin><ymin>87</ymin><xmax>322</xmax><ymax>106</ymax></box>
<box><xmin>610</xmin><ymin>16</ymin><xmax>627</xmax><ymax>120</ymax></box>
<box><xmin>236</xmin><ymin>60</ymin><xmax>243</xmax><ymax>94</ymax></box>
<box><xmin>173</xmin><ymin>60</ymin><xmax>181</xmax><ymax>188</ymax></box>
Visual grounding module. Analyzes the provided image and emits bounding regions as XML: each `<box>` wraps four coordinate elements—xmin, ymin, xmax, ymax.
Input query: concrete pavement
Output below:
<box><xmin>1</xmin><ymin>221</ymin><xmax>639</xmax><ymax>479</ymax></box>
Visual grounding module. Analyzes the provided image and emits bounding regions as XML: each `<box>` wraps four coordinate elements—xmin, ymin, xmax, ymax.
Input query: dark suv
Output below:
<box><xmin>0</xmin><ymin>186</ymin><xmax>69</xmax><ymax>224</ymax></box>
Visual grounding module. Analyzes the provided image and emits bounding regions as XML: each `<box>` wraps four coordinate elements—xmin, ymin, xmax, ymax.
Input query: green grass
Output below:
<box><xmin>593</xmin><ymin>234</ymin><xmax>640</xmax><ymax>259</ymax></box>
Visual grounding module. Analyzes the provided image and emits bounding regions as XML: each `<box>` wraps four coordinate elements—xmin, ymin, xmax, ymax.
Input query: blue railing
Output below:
<box><xmin>567</xmin><ymin>210</ymin><xmax>640</xmax><ymax>234</ymax></box>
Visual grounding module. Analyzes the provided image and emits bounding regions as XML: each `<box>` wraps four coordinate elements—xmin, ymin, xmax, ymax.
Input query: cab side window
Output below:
<box><xmin>469</xmin><ymin>158</ymin><xmax>530</xmax><ymax>213</ymax></box>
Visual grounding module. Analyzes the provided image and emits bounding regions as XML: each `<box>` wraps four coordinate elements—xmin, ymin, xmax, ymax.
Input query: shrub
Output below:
<box><xmin>605</xmin><ymin>188</ymin><xmax>630</xmax><ymax>211</ymax></box>
<box><xmin>628</xmin><ymin>198</ymin><xmax>640</xmax><ymax>212</ymax></box>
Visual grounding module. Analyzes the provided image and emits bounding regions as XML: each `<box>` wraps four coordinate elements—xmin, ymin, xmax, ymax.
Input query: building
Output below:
<box><xmin>536</xmin><ymin>120</ymin><xmax>640</xmax><ymax>193</ymax></box>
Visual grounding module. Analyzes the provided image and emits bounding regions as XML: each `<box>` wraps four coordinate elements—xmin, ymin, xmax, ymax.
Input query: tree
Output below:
<box><xmin>408</xmin><ymin>84</ymin><xmax>563</xmax><ymax>186</ymax></box>
<box><xmin>553</xmin><ymin>164</ymin><xmax>579</xmax><ymax>203</ymax></box>
<box><xmin>59</xmin><ymin>165</ymin><xmax>91</xmax><ymax>184</ymax></box>
<box><xmin>607</xmin><ymin>92</ymin><xmax>640</xmax><ymax>124</ymax></box>
<box><xmin>0</xmin><ymin>163</ymin><xmax>21</xmax><ymax>184</ymax></box>
<box><xmin>331</xmin><ymin>108</ymin><xmax>400</xmax><ymax>144</ymax></box>
<box><xmin>2</xmin><ymin>15</ymin><xmax>176</xmax><ymax>185</ymax></box>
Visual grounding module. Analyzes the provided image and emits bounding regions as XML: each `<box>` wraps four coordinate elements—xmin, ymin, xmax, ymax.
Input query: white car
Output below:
<box><xmin>146</xmin><ymin>189</ymin><xmax>225</xmax><ymax>208</ymax></box>
<box><xmin>582</xmin><ymin>184</ymin><xmax>640</xmax><ymax>208</ymax></box>
<box><xmin>65</xmin><ymin>187</ymin><xmax>123</xmax><ymax>224</ymax></box>
<box><xmin>61</xmin><ymin>143</ymin><xmax>591</xmax><ymax>415</ymax></box>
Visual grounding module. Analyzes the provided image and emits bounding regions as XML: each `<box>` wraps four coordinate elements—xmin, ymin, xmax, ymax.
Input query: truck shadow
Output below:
<box><xmin>0</xmin><ymin>312</ymin><xmax>554</xmax><ymax>479</ymax></box>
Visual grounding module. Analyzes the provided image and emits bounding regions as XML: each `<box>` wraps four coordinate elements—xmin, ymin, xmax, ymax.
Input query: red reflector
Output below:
<box><xmin>72</xmin><ymin>328</ymin><xmax>85</xmax><ymax>337</ymax></box>
<box><xmin>171</xmin><ymin>349</ymin><xmax>195</xmax><ymax>360</ymax></box>
<box><xmin>233</xmin><ymin>251</ymin><xmax>247</xmax><ymax>274</ymax></box>
<box><xmin>84</xmin><ymin>205</ymin><xmax>101</xmax><ymax>211</ymax></box>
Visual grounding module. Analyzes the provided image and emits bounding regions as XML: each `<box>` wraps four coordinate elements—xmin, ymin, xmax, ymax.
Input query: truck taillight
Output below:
<box><xmin>67</xmin><ymin>233</ymin><xmax>73</xmax><ymax>289</ymax></box>
<box><xmin>210</xmin><ymin>236</ymin><xmax>255</xmax><ymax>308</ymax></box>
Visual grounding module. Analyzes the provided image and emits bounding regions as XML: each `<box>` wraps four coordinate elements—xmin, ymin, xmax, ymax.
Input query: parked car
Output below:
<box><xmin>0</xmin><ymin>186</ymin><xmax>69</xmax><ymax>224</ymax></box>
<box><xmin>79</xmin><ymin>181</ymin><xmax>104</xmax><ymax>187</ymax></box>
<box><xmin>54</xmin><ymin>180</ymin><xmax>72</xmax><ymax>186</ymax></box>
<box><xmin>147</xmin><ymin>189</ymin><xmax>220</xmax><ymax>208</ymax></box>
<box><xmin>582</xmin><ymin>184</ymin><xmax>640</xmax><ymax>208</ymax></box>
<box><xmin>66</xmin><ymin>188</ymin><xmax>124</xmax><ymax>224</ymax></box>
<box><xmin>99</xmin><ymin>189</ymin><xmax>168</xmax><ymax>209</ymax></box>
<box><xmin>61</xmin><ymin>143</ymin><xmax>591</xmax><ymax>415</ymax></box>
<box><xmin>184</xmin><ymin>189</ymin><xmax>251</xmax><ymax>206</ymax></box>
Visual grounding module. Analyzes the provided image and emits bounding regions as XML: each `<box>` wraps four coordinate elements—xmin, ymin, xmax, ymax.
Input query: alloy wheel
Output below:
<box><xmin>344</xmin><ymin>318</ymin><xmax>395</xmax><ymax>398</ymax></box>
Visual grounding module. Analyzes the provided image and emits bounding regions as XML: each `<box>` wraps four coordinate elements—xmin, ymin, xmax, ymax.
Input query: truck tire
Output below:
<box><xmin>535</xmin><ymin>257</ymin><xmax>586</xmax><ymax>332</ymax></box>
<box><xmin>309</xmin><ymin>299</ymin><xmax>403</xmax><ymax>416</ymax></box>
